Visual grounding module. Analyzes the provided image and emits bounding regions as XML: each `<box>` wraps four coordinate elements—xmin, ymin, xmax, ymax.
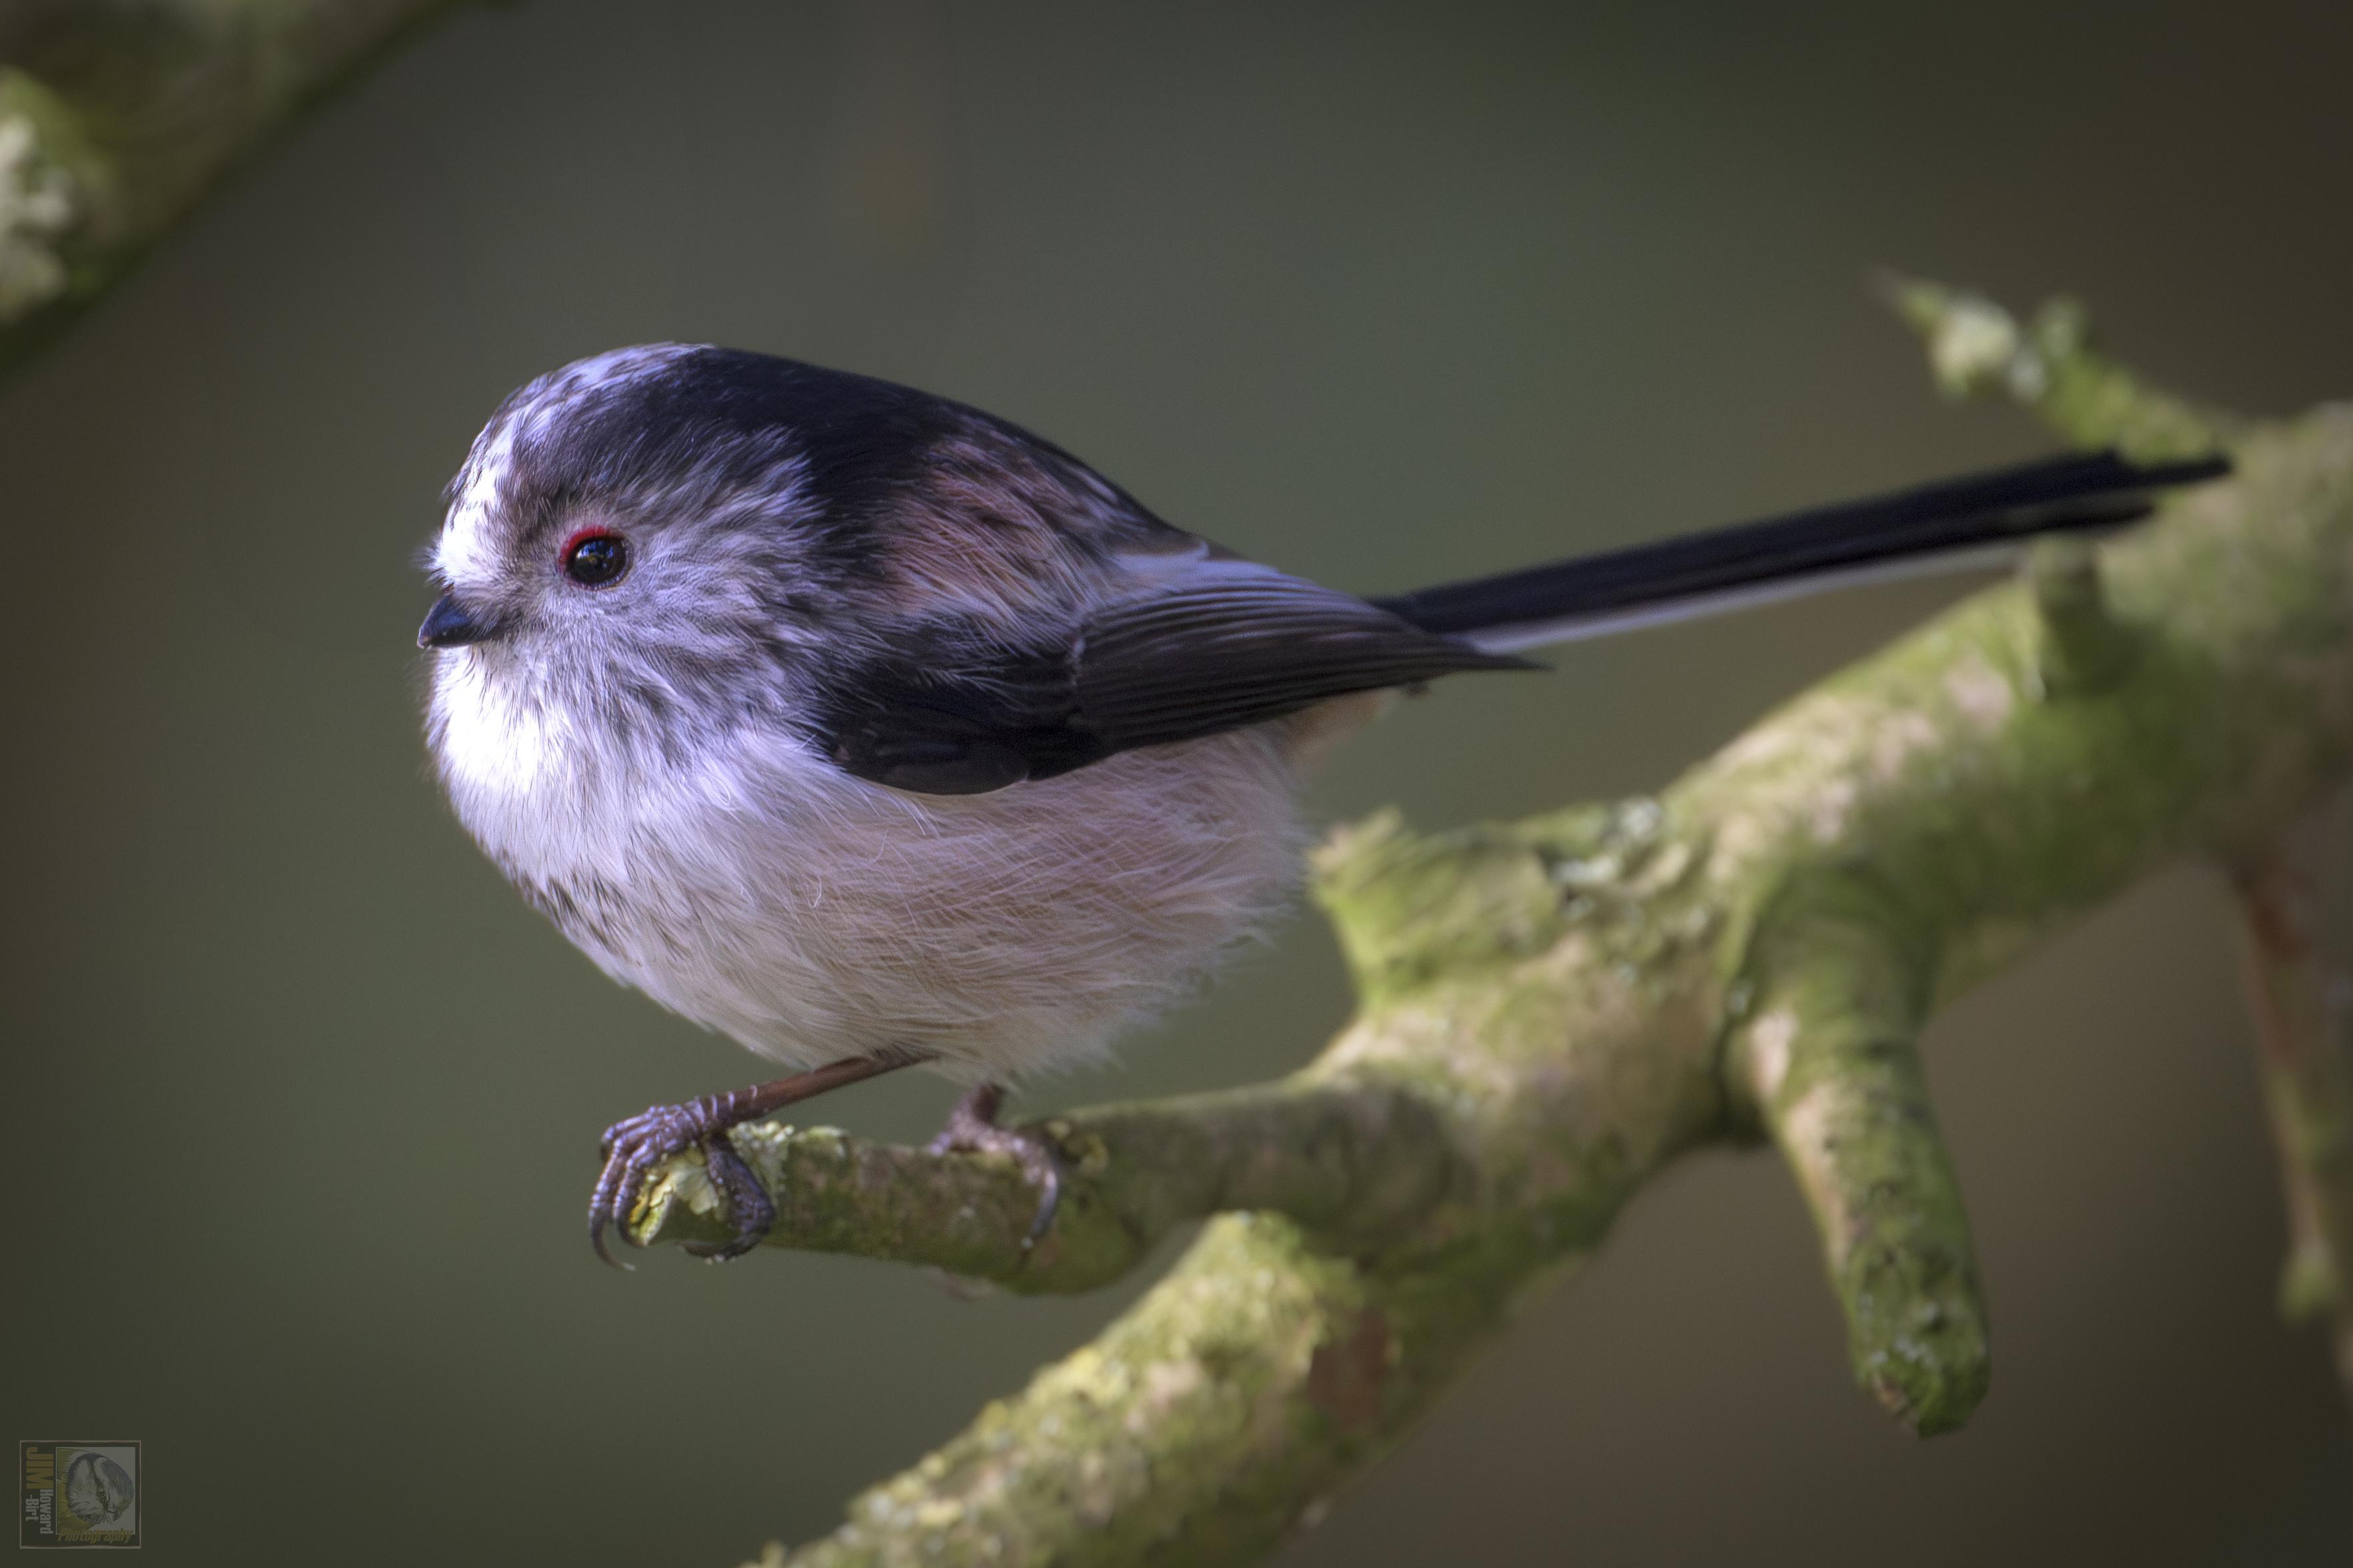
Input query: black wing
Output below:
<box><xmin>813</xmin><ymin>566</ymin><xmax>1528</xmax><ymax>794</ymax></box>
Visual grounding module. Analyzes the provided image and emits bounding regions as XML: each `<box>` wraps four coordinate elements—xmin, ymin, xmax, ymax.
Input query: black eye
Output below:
<box><xmin>560</xmin><ymin>530</ymin><xmax>629</xmax><ymax>588</ymax></box>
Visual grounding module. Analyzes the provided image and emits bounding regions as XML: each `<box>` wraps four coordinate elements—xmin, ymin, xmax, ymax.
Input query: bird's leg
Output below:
<box><xmin>590</xmin><ymin>1054</ymin><xmax>921</xmax><ymax>1267</ymax></box>
<box><xmin>927</xmin><ymin>1082</ymin><xmax>1067</xmax><ymax>1253</ymax></box>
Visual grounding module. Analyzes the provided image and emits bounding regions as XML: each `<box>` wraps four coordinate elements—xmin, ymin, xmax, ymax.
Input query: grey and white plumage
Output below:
<box><xmin>417</xmin><ymin>342</ymin><xmax>2226</xmax><ymax>1257</ymax></box>
<box><xmin>425</xmin><ymin>345</ymin><xmax>1466</xmax><ymax>1083</ymax></box>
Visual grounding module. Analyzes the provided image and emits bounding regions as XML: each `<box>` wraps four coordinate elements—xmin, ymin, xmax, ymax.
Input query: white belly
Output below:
<box><xmin>429</xmin><ymin>655</ymin><xmax>1310</xmax><ymax>1079</ymax></box>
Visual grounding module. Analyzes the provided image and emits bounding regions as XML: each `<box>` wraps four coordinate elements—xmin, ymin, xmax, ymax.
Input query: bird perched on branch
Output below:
<box><xmin>416</xmin><ymin>345</ymin><xmax>2225</xmax><ymax>1265</ymax></box>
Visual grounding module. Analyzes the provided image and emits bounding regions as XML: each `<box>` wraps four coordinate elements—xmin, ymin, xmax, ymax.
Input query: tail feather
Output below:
<box><xmin>1374</xmin><ymin>450</ymin><xmax>2230</xmax><ymax>654</ymax></box>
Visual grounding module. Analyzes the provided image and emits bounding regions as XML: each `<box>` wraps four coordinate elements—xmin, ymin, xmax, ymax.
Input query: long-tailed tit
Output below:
<box><xmin>416</xmin><ymin>345</ymin><xmax>2225</xmax><ymax>1263</ymax></box>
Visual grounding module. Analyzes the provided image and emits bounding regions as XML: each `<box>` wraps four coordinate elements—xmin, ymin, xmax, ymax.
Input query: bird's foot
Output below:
<box><xmin>590</xmin><ymin>1094</ymin><xmax>777</xmax><ymax>1267</ymax></box>
<box><xmin>587</xmin><ymin>1055</ymin><xmax>919</xmax><ymax>1268</ymax></box>
<box><xmin>927</xmin><ymin>1082</ymin><xmax>1066</xmax><ymax>1253</ymax></box>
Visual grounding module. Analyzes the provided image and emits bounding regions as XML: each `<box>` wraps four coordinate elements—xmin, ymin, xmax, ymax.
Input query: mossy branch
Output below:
<box><xmin>636</xmin><ymin>1082</ymin><xmax>1461</xmax><ymax>1297</ymax></box>
<box><xmin>1725</xmin><ymin>876</ymin><xmax>1987</xmax><ymax>1433</ymax></box>
<box><xmin>0</xmin><ymin>0</ymin><xmax>464</xmax><ymax>384</ymax></box>
<box><xmin>640</xmin><ymin>293</ymin><xmax>2353</xmax><ymax>1565</ymax></box>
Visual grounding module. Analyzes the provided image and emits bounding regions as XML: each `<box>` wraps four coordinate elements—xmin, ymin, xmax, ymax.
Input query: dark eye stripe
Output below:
<box><xmin>562</xmin><ymin>530</ymin><xmax>629</xmax><ymax>588</ymax></box>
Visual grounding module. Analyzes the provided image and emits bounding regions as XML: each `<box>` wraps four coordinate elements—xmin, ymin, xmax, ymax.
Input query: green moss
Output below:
<box><xmin>1312</xmin><ymin>811</ymin><xmax>1574</xmax><ymax>1004</ymax></box>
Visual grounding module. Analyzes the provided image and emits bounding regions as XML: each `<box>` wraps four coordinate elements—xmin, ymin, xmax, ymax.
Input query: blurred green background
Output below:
<box><xmin>5</xmin><ymin>1</ymin><xmax>2351</xmax><ymax>1561</ymax></box>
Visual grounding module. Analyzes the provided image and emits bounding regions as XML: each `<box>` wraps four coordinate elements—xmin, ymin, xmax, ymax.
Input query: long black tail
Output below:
<box><xmin>1374</xmin><ymin>450</ymin><xmax>2229</xmax><ymax>653</ymax></box>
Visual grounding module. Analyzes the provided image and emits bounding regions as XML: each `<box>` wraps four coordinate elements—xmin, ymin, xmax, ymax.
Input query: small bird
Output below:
<box><xmin>416</xmin><ymin>345</ymin><xmax>2224</xmax><ymax>1265</ymax></box>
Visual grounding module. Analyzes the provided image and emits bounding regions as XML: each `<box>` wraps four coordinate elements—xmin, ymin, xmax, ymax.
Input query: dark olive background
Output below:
<box><xmin>5</xmin><ymin>1</ymin><xmax>2351</xmax><ymax>1562</ymax></box>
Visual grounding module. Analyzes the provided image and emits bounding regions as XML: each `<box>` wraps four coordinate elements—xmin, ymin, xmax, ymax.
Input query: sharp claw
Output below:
<box><xmin>1020</xmin><ymin>1158</ymin><xmax>1063</xmax><ymax>1252</ymax></box>
<box><xmin>582</xmin><ymin>1060</ymin><xmax>916</xmax><ymax>1268</ymax></box>
<box><xmin>929</xmin><ymin>1084</ymin><xmax>1068</xmax><ymax>1259</ymax></box>
<box><xmin>686</xmin><ymin>1135</ymin><xmax>777</xmax><ymax>1263</ymax></box>
<box><xmin>590</xmin><ymin>1216</ymin><xmax>633</xmax><ymax>1271</ymax></box>
<box><xmin>586</xmin><ymin>1104</ymin><xmax>782</xmax><ymax>1267</ymax></box>
<box><xmin>587</xmin><ymin>1144</ymin><xmax>637</xmax><ymax>1271</ymax></box>
<box><xmin>588</xmin><ymin>1124</ymin><xmax>652</xmax><ymax>1270</ymax></box>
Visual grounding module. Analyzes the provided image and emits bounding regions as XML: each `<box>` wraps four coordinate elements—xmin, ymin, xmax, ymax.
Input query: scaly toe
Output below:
<box><xmin>683</xmin><ymin>1134</ymin><xmax>777</xmax><ymax>1261</ymax></box>
<box><xmin>933</xmin><ymin>1118</ymin><xmax>1067</xmax><ymax>1254</ymax></box>
<box><xmin>586</xmin><ymin>1103</ymin><xmax>710</xmax><ymax>1267</ymax></box>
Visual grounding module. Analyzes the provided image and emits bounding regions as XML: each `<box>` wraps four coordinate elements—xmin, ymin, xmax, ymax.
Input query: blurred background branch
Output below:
<box><xmin>0</xmin><ymin>0</ymin><xmax>462</xmax><ymax>382</ymax></box>
<box><xmin>629</xmin><ymin>293</ymin><xmax>2353</xmax><ymax>1563</ymax></box>
<box><xmin>2230</xmin><ymin>811</ymin><xmax>2353</xmax><ymax>1389</ymax></box>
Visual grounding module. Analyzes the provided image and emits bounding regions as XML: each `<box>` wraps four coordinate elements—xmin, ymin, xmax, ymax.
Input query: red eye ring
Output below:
<box><xmin>558</xmin><ymin>528</ymin><xmax>630</xmax><ymax>588</ymax></box>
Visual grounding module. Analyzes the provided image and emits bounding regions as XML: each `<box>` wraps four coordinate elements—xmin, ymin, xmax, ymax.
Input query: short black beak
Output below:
<box><xmin>417</xmin><ymin>593</ymin><xmax>495</xmax><ymax>650</ymax></box>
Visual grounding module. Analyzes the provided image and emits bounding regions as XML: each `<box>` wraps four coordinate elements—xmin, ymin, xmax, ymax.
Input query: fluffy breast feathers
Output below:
<box><xmin>422</xmin><ymin>345</ymin><xmax>1364</xmax><ymax>1076</ymax></box>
